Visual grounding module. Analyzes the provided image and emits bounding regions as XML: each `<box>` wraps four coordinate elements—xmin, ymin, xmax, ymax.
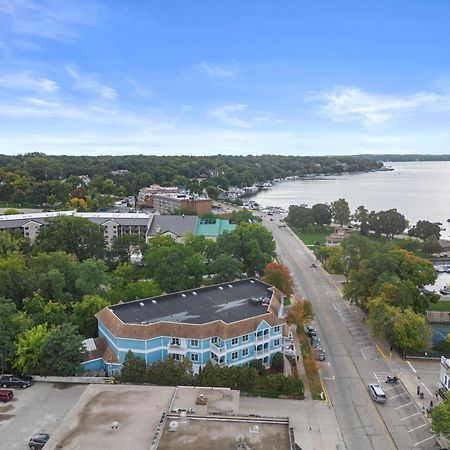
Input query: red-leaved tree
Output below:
<box><xmin>262</xmin><ymin>261</ymin><xmax>293</xmax><ymax>297</ymax></box>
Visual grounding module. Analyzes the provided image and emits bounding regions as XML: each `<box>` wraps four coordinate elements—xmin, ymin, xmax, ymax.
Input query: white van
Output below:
<box><xmin>368</xmin><ymin>383</ymin><xmax>387</xmax><ymax>403</ymax></box>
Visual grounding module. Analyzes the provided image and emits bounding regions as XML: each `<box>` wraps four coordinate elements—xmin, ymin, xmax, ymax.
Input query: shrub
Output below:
<box><xmin>270</xmin><ymin>352</ymin><xmax>285</xmax><ymax>372</ymax></box>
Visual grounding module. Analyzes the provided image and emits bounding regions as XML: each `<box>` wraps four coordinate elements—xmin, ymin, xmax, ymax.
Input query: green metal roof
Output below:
<box><xmin>194</xmin><ymin>218</ymin><xmax>236</xmax><ymax>238</ymax></box>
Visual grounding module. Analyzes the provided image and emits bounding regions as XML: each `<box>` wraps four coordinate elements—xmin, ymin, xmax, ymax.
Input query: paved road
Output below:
<box><xmin>264</xmin><ymin>217</ymin><xmax>439</xmax><ymax>450</ymax></box>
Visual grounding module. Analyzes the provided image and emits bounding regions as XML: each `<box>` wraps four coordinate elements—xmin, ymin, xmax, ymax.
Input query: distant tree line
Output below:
<box><xmin>0</xmin><ymin>153</ymin><xmax>382</xmax><ymax>209</ymax></box>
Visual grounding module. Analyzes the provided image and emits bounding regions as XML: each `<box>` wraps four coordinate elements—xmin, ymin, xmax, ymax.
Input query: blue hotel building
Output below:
<box><xmin>82</xmin><ymin>279</ymin><xmax>288</xmax><ymax>375</ymax></box>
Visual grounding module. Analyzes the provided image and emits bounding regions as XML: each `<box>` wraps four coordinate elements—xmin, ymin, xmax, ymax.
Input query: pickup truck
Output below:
<box><xmin>0</xmin><ymin>375</ymin><xmax>33</xmax><ymax>389</ymax></box>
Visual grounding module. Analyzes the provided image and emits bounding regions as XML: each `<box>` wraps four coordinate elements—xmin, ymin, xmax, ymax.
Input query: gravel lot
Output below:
<box><xmin>0</xmin><ymin>382</ymin><xmax>87</xmax><ymax>450</ymax></box>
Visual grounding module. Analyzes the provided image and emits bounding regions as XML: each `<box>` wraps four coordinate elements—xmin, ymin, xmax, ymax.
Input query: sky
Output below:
<box><xmin>0</xmin><ymin>0</ymin><xmax>450</xmax><ymax>156</ymax></box>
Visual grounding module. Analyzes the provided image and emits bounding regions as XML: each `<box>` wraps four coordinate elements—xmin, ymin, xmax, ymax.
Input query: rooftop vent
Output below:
<box><xmin>249</xmin><ymin>297</ymin><xmax>261</xmax><ymax>304</ymax></box>
<box><xmin>228</xmin><ymin>284</ymin><xmax>233</xmax><ymax>288</ymax></box>
<box><xmin>152</xmin><ymin>300</ymin><xmax>157</xmax><ymax>304</ymax></box>
<box><xmin>250</xmin><ymin>280</ymin><xmax>255</xmax><ymax>284</ymax></box>
<box><xmin>181</xmin><ymin>294</ymin><xmax>187</xmax><ymax>298</ymax></box>
<box><xmin>219</xmin><ymin>286</ymin><xmax>224</xmax><ymax>290</ymax></box>
<box><xmin>192</xmin><ymin>291</ymin><xmax>198</xmax><ymax>295</ymax></box>
<box><xmin>139</xmin><ymin>302</ymin><xmax>145</xmax><ymax>307</ymax></box>
<box><xmin>169</xmin><ymin>421</ymin><xmax>179</xmax><ymax>432</ymax></box>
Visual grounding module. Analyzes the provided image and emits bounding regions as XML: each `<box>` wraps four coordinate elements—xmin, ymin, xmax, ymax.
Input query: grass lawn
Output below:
<box><xmin>292</xmin><ymin>225</ymin><xmax>334</xmax><ymax>246</ymax></box>
<box><xmin>297</xmin><ymin>328</ymin><xmax>325</xmax><ymax>400</ymax></box>
<box><xmin>428</xmin><ymin>301</ymin><xmax>450</xmax><ymax>311</ymax></box>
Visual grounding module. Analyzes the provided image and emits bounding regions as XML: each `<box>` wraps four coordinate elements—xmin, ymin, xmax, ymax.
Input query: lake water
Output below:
<box><xmin>248</xmin><ymin>161</ymin><xmax>450</xmax><ymax>226</ymax></box>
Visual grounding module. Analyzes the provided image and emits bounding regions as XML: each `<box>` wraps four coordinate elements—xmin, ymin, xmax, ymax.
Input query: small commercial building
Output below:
<box><xmin>440</xmin><ymin>356</ymin><xmax>450</xmax><ymax>393</ymax></box>
<box><xmin>83</xmin><ymin>279</ymin><xmax>288</xmax><ymax>375</ymax></box>
<box><xmin>152</xmin><ymin>192</ymin><xmax>212</xmax><ymax>215</ymax></box>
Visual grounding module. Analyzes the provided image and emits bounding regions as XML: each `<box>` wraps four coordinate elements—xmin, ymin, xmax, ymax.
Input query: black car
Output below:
<box><xmin>306</xmin><ymin>326</ymin><xmax>317</xmax><ymax>337</ymax></box>
<box><xmin>29</xmin><ymin>433</ymin><xmax>50</xmax><ymax>450</ymax></box>
<box><xmin>310</xmin><ymin>335</ymin><xmax>321</xmax><ymax>347</ymax></box>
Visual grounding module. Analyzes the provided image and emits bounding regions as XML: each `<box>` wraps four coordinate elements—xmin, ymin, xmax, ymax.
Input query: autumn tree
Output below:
<box><xmin>286</xmin><ymin>297</ymin><xmax>314</xmax><ymax>328</ymax></box>
<box><xmin>262</xmin><ymin>261</ymin><xmax>293</xmax><ymax>297</ymax></box>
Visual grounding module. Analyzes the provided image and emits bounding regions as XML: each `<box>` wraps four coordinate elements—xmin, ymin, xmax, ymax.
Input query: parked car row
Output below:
<box><xmin>306</xmin><ymin>326</ymin><xmax>326</xmax><ymax>361</ymax></box>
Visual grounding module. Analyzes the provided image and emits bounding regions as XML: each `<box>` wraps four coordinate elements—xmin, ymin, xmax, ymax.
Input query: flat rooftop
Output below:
<box><xmin>109</xmin><ymin>278</ymin><xmax>274</xmax><ymax>325</ymax></box>
<box><xmin>156</xmin><ymin>414</ymin><xmax>294</xmax><ymax>450</ymax></box>
<box><xmin>44</xmin><ymin>384</ymin><xmax>176</xmax><ymax>450</ymax></box>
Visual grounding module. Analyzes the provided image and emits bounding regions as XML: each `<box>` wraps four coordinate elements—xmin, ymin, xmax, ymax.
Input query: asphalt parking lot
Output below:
<box><xmin>0</xmin><ymin>382</ymin><xmax>87</xmax><ymax>450</ymax></box>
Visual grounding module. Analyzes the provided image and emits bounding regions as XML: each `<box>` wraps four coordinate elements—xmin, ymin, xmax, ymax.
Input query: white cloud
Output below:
<box><xmin>65</xmin><ymin>65</ymin><xmax>117</xmax><ymax>100</ymax></box>
<box><xmin>0</xmin><ymin>71</ymin><xmax>58</xmax><ymax>92</ymax></box>
<box><xmin>317</xmin><ymin>86</ymin><xmax>450</xmax><ymax>126</ymax></box>
<box><xmin>210</xmin><ymin>103</ymin><xmax>252</xmax><ymax>128</ymax></box>
<box><xmin>193</xmin><ymin>61</ymin><xmax>238</xmax><ymax>78</ymax></box>
<box><xmin>0</xmin><ymin>0</ymin><xmax>103</xmax><ymax>42</ymax></box>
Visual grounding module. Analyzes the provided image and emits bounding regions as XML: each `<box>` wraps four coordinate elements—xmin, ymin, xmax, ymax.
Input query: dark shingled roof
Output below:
<box><xmin>147</xmin><ymin>215</ymin><xmax>197</xmax><ymax>238</ymax></box>
<box><xmin>110</xmin><ymin>279</ymin><xmax>275</xmax><ymax>325</ymax></box>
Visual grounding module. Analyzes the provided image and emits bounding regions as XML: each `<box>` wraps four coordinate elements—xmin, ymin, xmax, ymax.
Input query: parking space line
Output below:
<box><xmin>408</xmin><ymin>423</ymin><xmax>427</xmax><ymax>433</ymax></box>
<box><xmin>395</xmin><ymin>402</ymin><xmax>413</xmax><ymax>410</ymax></box>
<box><xmin>407</xmin><ymin>361</ymin><xmax>417</xmax><ymax>373</ymax></box>
<box><xmin>384</xmin><ymin>386</ymin><xmax>397</xmax><ymax>391</ymax></box>
<box><xmin>414</xmin><ymin>436</ymin><xmax>435</xmax><ymax>446</ymax></box>
<box><xmin>401</xmin><ymin>412</ymin><xmax>421</xmax><ymax>421</ymax></box>
<box><xmin>390</xmin><ymin>392</ymin><xmax>408</xmax><ymax>399</ymax></box>
<box><xmin>421</xmin><ymin>382</ymin><xmax>433</xmax><ymax>396</ymax></box>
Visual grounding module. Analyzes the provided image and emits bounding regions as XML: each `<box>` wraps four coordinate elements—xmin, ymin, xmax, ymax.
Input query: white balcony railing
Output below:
<box><xmin>255</xmin><ymin>348</ymin><xmax>270</xmax><ymax>358</ymax></box>
<box><xmin>168</xmin><ymin>342</ymin><xmax>187</xmax><ymax>354</ymax></box>
<box><xmin>211</xmin><ymin>343</ymin><xmax>227</xmax><ymax>355</ymax></box>
<box><xmin>210</xmin><ymin>358</ymin><xmax>226</xmax><ymax>366</ymax></box>
<box><xmin>255</xmin><ymin>333</ymin><xmax>270</xmax><ymax>343</ymax></box>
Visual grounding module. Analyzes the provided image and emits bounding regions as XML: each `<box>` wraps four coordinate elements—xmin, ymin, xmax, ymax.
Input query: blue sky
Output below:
<box><xmin>1</xmin><ymin>0</ymin><xmax>450</xmax><ymax>156</ymax></box>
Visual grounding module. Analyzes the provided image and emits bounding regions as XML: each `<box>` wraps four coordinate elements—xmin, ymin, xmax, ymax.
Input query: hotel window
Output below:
<box><xmin>173</xmin><ymin>353</ymin><xmax>183</xmax><ymax>361</ymax></box>
<box><xmin>190</xmin><ymin>353</ymin><xmax>199</xmax><ymax>362</ymax></box>
<box><xmin>263</xmin><ymin>356</ymin><xmax>269</xmax><ymax>364</ymax></box>
<box><xmin>211</xmin><ymin>337</ymin><xmax>218</xmax><ymax>345</ymax></box>
<box><xmin>274</xmin><ymin>326</ymin><xmax>280</xmax><ymax>333</ymax></box>
<box><xmin>242</xmin><ymin>334</ymin><xmax>249</xmax><ymax>343</ymax></box>
<box><xmin>242</xmin><ymin>348</ymin><xmax>249</xmax><ymax>357</ymax></box>
<box><xmin>274</xmin><ymin>338</ymin><xmax>280</xmax><ymax>347</ymax></box>
<box><xmin>231</xmin><ymin>337</ymin><xmax>239</xmax><ymax>346</ymax></box>
<box><xmin>231</xmin><ymin>351</ymin><xmax>238</xmax><ymax>360</ymax></box>
<box><xmin>170</xmin><ymin>338</ymin><xmax>181</xmax><ymax>346</ymax></box>
<box><xmin>190</xmin><ymin>339</ymin><xmax>199</xmax><ymax>347</ymax></box>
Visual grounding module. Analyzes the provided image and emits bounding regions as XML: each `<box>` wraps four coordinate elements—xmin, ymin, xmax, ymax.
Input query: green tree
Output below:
<box><xmin>408</xmin><ymin>220</ymin><xmax>440</xmax><ymax>241</ymax></box>
<box><xmin>75</xmin><ymin>259</ymin><xmax>110</xmax><ymax>297</ymax></box>
<box><xmin>0</xmin><ymin>231</ymin><xmax>20</xmax><ymax>257</ymax></box>
<box><xmin>229</xmin><ymin>209</ymin><xmax>261</xmax><ymax>224</ymax></box>
<box><xmin>270</xmin><ymin>352</ymin><xmax>285</xmax><ymax>372</ymax></box>
<box><xmin>331</xmin><ymin>198</ymin><xmax>350</xmax><ymax>226</ymax></box>
<box><xmin>120</xmin><ymin>350</ymin><xmax>148</xmax><ymax>383</ymax></box>
<box><xmin>34</xmin><ymin>216</ymin><xmax>105</xmax><ymax>261</ymax></box>
<box><xmin>311</xmin><ymin>203</ymin><xmax>331</xmax><ymax>227</ymax></box>
<box><xmin>352</xmin><ymin>205</ymin><xmax>370</xmax><ymax>235</ymax></box>
<box><xmin>422</xmin><ymin>236</ymin><xmax>442</xmax><ymax>255</ymax></box>
<box><xmin>378</xmin><ymin>209</ymin><xmax>408</xmax><ymax>239</ymax></box>
<box><xmin>431</xmin><ymin>397</ymin><xmax>450</xmax><ymax>439</ymax></box>
<box><xmin>22</xmin><ymin>294</ymin><xmax>68</xmax><ymax>326</ymax></box>
<box><xmin>72</xmin><ymin>295</ymin><xmax>109</xmax><ymax>337</ymax></box>
<box><xmin>0</xmin><ymin>298</ymin><xmax>30</xmax><ymax>370</ymax></box>
<box><xmin>43</xmin><ymin>324</ymin><xmax>84</xmax><ymax>376</ymax></box>
<box><xmin>145</xmin><ymin>242</ymin><xmax>206</xmax><ymax>292</ymax></box>
<box><xmin>262</xmin><ymin>261</ymin><xmax>293</xmax><ymax>297</ymax></box>
<box><xmin>215</xmin><ymin>223</ymin><xmax>275</xmax><ymax>277</ymax></box>
<box><xmin>287</xmin><ymin>205</ymin><xmax>312</xmax><ymax>230</ymax></box>
<box><xmin>15</xmin><ymin>323</ymin><xmax>55</xmax><ymax>375</ymax></box>
<box><xmin>209</xmin><ymin>254</ymin><xmax>244</xmax><ymax>283</ymax></box>
<box><xmin>111</xmin><ymin>234</ymin><xmax>147</xmax><ymax>264</ymax></box>
<box><xmin>107</xmin><ymin>280</ymin><xmax>162</xmax><ymax>303</ymax></box>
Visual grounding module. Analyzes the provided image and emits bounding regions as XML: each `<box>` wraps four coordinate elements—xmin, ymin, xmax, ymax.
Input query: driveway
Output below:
<box><xmin>0</xmin><ymin>382</ymin><xmax>87</xmax><ymax>450</ymax></box>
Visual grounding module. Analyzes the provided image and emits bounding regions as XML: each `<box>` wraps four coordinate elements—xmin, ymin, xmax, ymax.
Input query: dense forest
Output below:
<box><xmin>0</xmin><ymin>153</ymin><xmax>382</xmax><ymax>209</ymax></box>
<box><xmin>352</xmin><ymin>154</ymin><xmax>450</xmax><ymax>162</ymax></box>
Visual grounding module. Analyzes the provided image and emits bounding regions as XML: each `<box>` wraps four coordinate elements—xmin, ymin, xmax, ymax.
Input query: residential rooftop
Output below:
<box><xmin>109</xmin><ymin>278</ymin><xmax>274</xmax><ymax>325</ymax></box>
